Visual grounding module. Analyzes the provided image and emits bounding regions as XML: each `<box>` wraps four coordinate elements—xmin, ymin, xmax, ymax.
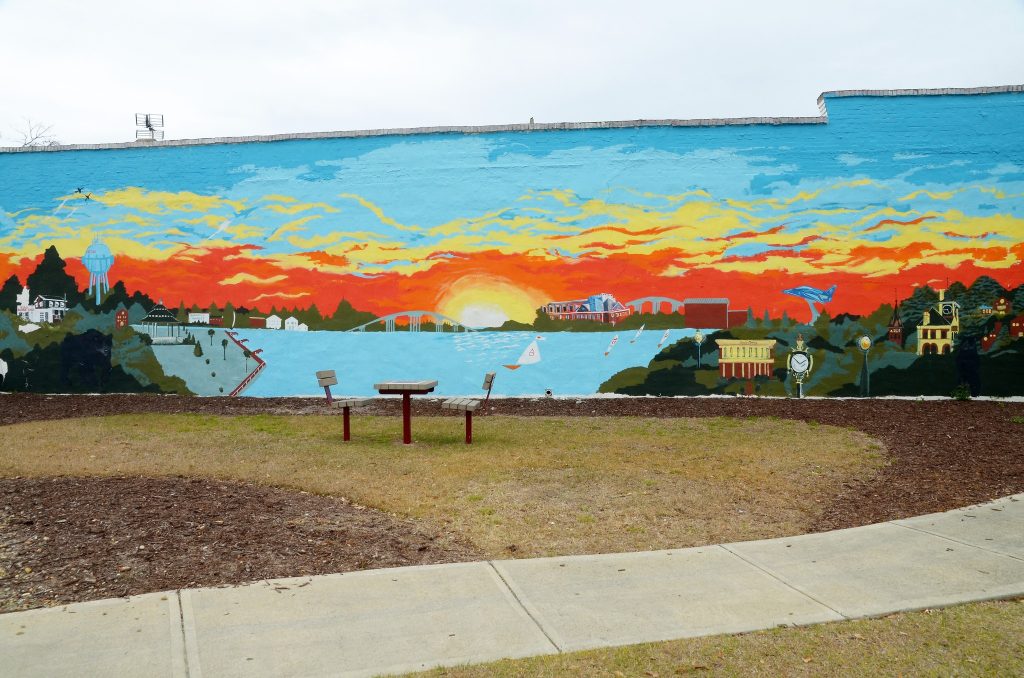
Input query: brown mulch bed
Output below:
<box><xmin>2</xmin><ymin>393</ymin><xmax>1023</xmax><ymax>613</ymax></box>
<box><xmin>0</xmin><ymin>475</ymin><xmax>479</xmax><ymax>613</ymax></box>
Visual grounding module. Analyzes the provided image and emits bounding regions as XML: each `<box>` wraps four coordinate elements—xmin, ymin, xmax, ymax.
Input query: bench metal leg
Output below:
<box><xmin>402</xmin><ymin>394</ymin><xmax>412</xmax><ymax>444</ymax></box>
<box><xmin>323</xmin><ymin>385</ymin><xmax>333</xmax><ymax>406</ymax></box>
<box><xmin>465</xmin><ymin>410</ymin><xmax>472</xmax><ymax>444</ymax></box>
<box><xmin>343</xmin><ymin>406</ymin><xmax>351</xmax><ymax>441</ymax></box>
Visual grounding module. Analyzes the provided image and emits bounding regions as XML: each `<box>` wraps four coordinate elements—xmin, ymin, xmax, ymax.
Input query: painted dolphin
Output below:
<box><xmin>782</xmin><ymin>284</ymin><xmax>836</xmax><ymax>322</ymax></box>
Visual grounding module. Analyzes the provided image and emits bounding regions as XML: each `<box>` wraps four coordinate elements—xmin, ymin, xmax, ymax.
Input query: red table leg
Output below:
<box><xmin>402</xmin><ymin>393</ymin><xmax>412</xmax><ymax>444</ymax></box>
<box><xmin>343</xmin><ymin>406</ymin><xmax>351</xmax><ymax>441</ymax></box>
<box><xmin>465</xmin><ymin>410</ymin><xmax>472</xmax><ymax>444</ymax></box>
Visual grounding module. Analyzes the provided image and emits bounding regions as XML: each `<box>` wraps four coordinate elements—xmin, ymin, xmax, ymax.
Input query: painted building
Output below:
<box><xmin>115</xmin><ymin>308</ymin><xmax>129</xmax><ymax>329</ymax></box>
<box><xmin>683</xmin><ymin>298</ymin><xmax>746</xmax><ymax>329</ymax></box>
<box><xmin>265</xmin><ymin>314</ymin><xmax>282</xmax><ymax>330</ymax></box>
<box><xmin>187</xmin><ymin>311</ymin><xmax>211</xmax><ymax>325</ymax></box>
<box><xmin>1</xmin><ymin>86</ymin><xmax>1023</xmax><ymax>397</ymax></box>
<box><xmin>209</xmin><ymin>316</ymin><xmax>224</xmax><ymax>327</ymax></box>
<box><xmin>715</xmin><ymin>339</ymin><xmax>777</xmax><ymax>379</ymax></box>
<box><xmin>916</xmin><ymin>289</ymin><xmax>961</xmax><ymax>356</ymax></box>
<box><xmin>248</xmin><ymin>316</ymin><xmax>266</xmax><ymax>329</ymax></box>
<box><xmin>543</xmin><ymin>293</ymin><xmax>632</xmax><ymax>324</ymax></box>
<box><xmin>15</xmin><ymin>287</ymin><xmax>67</xmax><ymax>324</ymax></box>
<box><xmin>284</xmin><ymin>316</ymin><xmax>299</xmax><ymax>331</ymax></box>
<box><xmin>1011</xmin><ymin>316</ymin><xmax>1024</xmax><ymax>339</ymax></box>
<box><xmin>994</xmin><ymin>297</ymin><xmax>1013</xmax><ymax>317</ymax></box>
<box><xmin>888</xmin><ymin>301</ymin><xmax>904</xmax><ymax>345</ymax></box>
<box><xmin>981</xmin><ymin>323</ymin><xmax>1001</xmax><ymax>351</ymax></box>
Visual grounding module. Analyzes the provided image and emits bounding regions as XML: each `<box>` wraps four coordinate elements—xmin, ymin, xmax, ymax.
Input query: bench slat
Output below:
<box><xmin>315</xmin><ymin>370</ymin><xmax>336</xmax><ymax>379</ymax></box>
<box><xmin>318</xmin><ymin>376</ymin><xmax>339</xmax><ymax>387</ymax></box>
<box><xmin>331</xmin><ymin>398</ymin><xmax>372</xmax><ymax>408</ymax></box>
<box><xmin>442</xmin><ymin>397</ymin><xmax>480</xmax><ymax>411</ymax></box>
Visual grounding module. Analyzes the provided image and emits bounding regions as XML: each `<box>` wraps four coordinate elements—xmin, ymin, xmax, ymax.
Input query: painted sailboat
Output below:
<box><xmin>629</xmin><ymin>324</ymin><xmax>645</xmax><ymax>344</ymax></box>
<box><xmin>604</xmin><ymin>334</ymin><xmax>619</xmax><ymax>357</ymax></box>
<box><xmin>504</xmin><ymin>337</ymin><xmax>542</xmax><ymax>370</ymax></box>
<box><xmin>657</xmin><ymin>329</ymin><xmax>670</xmax><ymax>348</ymax></box>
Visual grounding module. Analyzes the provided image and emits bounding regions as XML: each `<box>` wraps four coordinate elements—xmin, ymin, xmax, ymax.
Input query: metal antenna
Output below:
<box><xmin>135</xmin><ymin>113</ymin><xmax>165</xmax><ymax>141</ymax></box>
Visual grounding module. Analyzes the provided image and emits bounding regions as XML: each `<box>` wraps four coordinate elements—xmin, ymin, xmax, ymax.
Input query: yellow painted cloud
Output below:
<box><xmin>220</xmin><ymin>273</ymin><xmax>288</xmax><ymax>286</ymax></box>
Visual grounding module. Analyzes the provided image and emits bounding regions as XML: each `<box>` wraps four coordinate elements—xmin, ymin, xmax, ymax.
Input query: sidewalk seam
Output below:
<box><xmin>178</xmin><ymin>589</ymin><xmax>203</xmax><ymax>678</ymax></box>
<box><xmin>890</xmin><ymin>522</ymin><xmax>1024</xmax><ymax>562</ymax></box>
<box><xmin>486</xmin><ymin>561</ymin><xmax>563</xmax><ymax>653</ymax></box>
<box><xmin>717</xmin><ymin>544</ymin><xmax>850</xmax><ymax>620</ymax></box>
<box><xmin>174</xmin><ymin>590</ymin><xmax>191</xmax><ymax>678</ymax></box>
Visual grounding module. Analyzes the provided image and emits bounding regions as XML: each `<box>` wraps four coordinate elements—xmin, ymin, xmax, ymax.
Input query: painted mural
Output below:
<box><xmin>1</xmin><ymin>88</ymin><xmax>1023</xmax><ymax>398</ymax></box>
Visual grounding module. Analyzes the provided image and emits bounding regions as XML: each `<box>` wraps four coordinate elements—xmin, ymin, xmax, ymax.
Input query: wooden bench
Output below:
<box><xmin>316</xmin><ymin>370</ymin><xmax>371</xmax><ymax>441</ymax></box>
<box><xmin>441</xmin><ymin>372</ymin><xmax>495</xmax><ymax>444</ymax></box>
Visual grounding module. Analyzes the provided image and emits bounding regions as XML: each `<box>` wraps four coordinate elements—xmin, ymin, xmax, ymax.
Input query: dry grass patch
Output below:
<box><xmin>0</xmin><ymin>414</ymin><xmax>885</xmax><ymax>558</ymax></box>
<box><xmin>403</xmin><ymin>598</ymin><xmax>1024</xmax><ymax>677</ymax></box>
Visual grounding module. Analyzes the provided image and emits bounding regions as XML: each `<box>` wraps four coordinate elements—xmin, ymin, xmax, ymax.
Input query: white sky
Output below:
<box><xmin>1</xmin><ymin>0</ymin><xmax>1023</xmax><ymax>145</ymax></box>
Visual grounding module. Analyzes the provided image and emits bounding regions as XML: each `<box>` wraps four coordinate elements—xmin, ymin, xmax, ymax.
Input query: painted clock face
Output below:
<box><xmin>790</xmin><ymin>352</ymin><xmax>809</xmax><ymax>374</ymax></box>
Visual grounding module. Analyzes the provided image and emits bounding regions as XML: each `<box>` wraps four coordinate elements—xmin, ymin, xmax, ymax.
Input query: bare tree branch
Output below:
<box><xmin>15</xmin><ymin>119</ymin><xmax>61</xmax><ymax>147</ymax></box>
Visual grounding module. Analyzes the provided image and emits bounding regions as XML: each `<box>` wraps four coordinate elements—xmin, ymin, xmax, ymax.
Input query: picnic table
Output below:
<box><xmin>373</xmin><ymin>380</ymin><xmax>438</xmax><ymax>444</ymax></box>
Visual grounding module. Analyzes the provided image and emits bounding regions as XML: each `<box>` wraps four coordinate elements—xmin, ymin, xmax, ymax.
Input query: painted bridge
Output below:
<box><xmin>347</xmin><ymin>310</ymin><xmax>474</xmax><ymax>332</ymax></box>
<box><xmin>624</xmin><ymin>297</ymin><xmax>685</xmax><ymax>314</ymax></box>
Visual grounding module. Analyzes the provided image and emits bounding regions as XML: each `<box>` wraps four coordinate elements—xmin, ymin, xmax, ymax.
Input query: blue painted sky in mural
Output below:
<box><xmin>2</xmin><ymin>93</ymin><xmax>1022</xmax><ymax>288</ymax></box>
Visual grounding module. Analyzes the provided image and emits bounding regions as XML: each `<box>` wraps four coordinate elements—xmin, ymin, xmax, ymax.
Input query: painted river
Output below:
<box><xmin>230</xmin><ymin>328</ymin><xmax>698</xmax><ymax>397</ymax></box>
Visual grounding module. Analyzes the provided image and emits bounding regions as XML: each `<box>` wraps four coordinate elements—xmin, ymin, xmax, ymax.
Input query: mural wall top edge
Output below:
<box><xmin>3</xmin><ymin>85</ymin><xmax>1022</xmax><ymax>156</ymax></box>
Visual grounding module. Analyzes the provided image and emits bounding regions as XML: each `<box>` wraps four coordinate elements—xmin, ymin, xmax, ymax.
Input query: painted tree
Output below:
<box><xmin>193</xmin><ymin>342</ymin><xmax>203</xmax><ymax>358</ymax></box>
<box><xmin>207</xmin><ymin>328</ymin><xmax>215</xmax><ymax>346</ymax></box>
<box><xmin>25</xmin><ymin>246</ymin><xmax>83</xmax><ymax>306</ymax></box>
<box><xmin>0</xmin><ymin>274</ymin><xmax>21</xmax><ymax>313</ymax></box>
<box><xmin>221</xmin><ymin>338</ymin><xmax>228</xmax><ymax>360</ymax></box>
<box><xmin>243</xmin><ymin>348</ymin><xmax>252</xmax><ymax>371</ymax></box>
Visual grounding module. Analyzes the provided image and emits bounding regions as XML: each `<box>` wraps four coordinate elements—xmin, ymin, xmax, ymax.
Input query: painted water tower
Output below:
<box><xmin>82</xmin><ymin>238</ymin><xmax>114</xmax><ymax>305</ymax></box>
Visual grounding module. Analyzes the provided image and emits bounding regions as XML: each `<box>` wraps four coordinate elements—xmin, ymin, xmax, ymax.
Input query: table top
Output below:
<box><xmin>374</xmin><ymin>380</ymin><xmax>438</xmax><ymax>393</ymax></box>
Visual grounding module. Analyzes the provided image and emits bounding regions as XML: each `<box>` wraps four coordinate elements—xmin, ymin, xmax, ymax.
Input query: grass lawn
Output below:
<box><xmin>400</xmin><ymin>598</ymin><xmax>1024</xmax><ymax>677</ymax></box>
<box><xmin>0</xmin><ymin>414</ymin><xmax>884</xmax><ymax>558</ymax></box>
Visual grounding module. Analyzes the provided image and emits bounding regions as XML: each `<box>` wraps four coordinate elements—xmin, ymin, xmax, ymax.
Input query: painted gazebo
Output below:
<box><xmin>139</xmin><ymin>301</ymin><xmax>184</xmax><ymax>344</ymax></box>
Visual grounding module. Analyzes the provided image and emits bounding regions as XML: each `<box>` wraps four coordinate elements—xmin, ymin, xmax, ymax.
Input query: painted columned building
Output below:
<box><xmin>715</xmin><ymin>339</ymin><xmax>777</xmax><ymax>379</ymax></box>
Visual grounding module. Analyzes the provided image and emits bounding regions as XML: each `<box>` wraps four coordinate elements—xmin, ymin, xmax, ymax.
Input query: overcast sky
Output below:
<box><xmin>1</xmin><ymin>0</ymin><xmax>1023</xmax><ymax>145</ymax></box>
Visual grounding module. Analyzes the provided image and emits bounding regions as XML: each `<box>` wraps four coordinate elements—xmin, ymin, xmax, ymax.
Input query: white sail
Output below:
<box><xmin>629</xmin><ymin>324</ymin><xmax>645</xmax><ymax>343</ymax></box>
<box><xmin>518</xmin><ymin>339</ymin><xmax>541</xmax><ymax>365</ymax></box>
<box><xmin>604</xmin><ymin>334</ymin><xmax>619</xmax><ymax>356</ymax></box>
<box><xmin>0</xmin><ymin>357</ymin><xmax>6</xmax><ymax>384</ymax></box>
<box><xmin>657</xmin><ymin>329</ymin><xmax>670</xmax><ymax>348</ymax></box>
<box><xmin>505</xmin><ymin>338</ymin><xmax>541</xmax><ymax>369</ymax></box>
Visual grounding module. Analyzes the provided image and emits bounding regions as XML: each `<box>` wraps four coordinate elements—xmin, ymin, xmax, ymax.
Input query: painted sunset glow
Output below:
<box><xmin>2</xmin><ymin>93</ymin><xmax>1023</xmax><ymax>327</ymax></box>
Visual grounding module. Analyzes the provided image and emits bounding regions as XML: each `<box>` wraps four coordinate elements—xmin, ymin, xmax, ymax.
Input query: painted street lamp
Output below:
<box><xmin>693</xmin><ymin>329</ymin><xmax>705</xmax><ymax>368</ymax></box>
<box><xmin>858</xmin><ymin>334</ymin><xmax>872</xmax><ymax>397</ymax></box>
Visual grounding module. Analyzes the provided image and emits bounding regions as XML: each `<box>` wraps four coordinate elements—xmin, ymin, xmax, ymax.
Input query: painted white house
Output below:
<box><xmin>15</xmin><ymin>286</ymin><xmax>67</xmax><ymax>324</ymax></box>
<box><xmin>188</xmin><ymin>311</ymin><xmax>211</xmax><ymax>324</ymax></box>
<box><xmin>296</xmin><ymin>322</ymin><xmax>309</xmax><ymax>332</ymax></box>
<box><xmin>284</xmin><ymin>316</ymin><xmax>299</xmax><ymax>331</ymax></box>
<box><xmin>265</xmin><ymin>314</ymin><xmax>282</xmax><ymax>330</ymax></box>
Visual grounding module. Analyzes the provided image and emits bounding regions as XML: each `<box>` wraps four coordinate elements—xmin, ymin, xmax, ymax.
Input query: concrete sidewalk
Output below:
<box><xmin>3</xmin><ymin>494</ymin><xmax>1023</xmax><ymax>678</ymax></box>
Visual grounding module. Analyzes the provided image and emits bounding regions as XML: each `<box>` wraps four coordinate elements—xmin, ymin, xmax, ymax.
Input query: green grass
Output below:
<box><xmin>0</xmin><ymin>414</ymin><xmax>885</xmax><ymax>558</ymax></box>
<box><xmin>400</xmin><ymin>598</ymin><xmax>1024</xmax><ymax>677</ymax></box>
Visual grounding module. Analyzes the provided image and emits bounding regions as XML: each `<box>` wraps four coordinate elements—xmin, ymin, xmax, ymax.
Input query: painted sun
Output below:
<box><xmin>435</xmin><ymin>273</ymin><xmax>547</xmax><ymax>327</ymax></box>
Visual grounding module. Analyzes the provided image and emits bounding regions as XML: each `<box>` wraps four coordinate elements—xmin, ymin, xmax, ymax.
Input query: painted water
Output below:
<box><xmin>231</xmin><ymin>328</ymin><xmax>698</xmax><ymax>397</ymax></box>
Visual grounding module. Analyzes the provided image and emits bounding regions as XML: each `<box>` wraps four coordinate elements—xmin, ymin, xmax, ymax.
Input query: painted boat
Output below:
<box><xmin>504</xmin><ymin>338</ymin><xmax>542</xmax><ymax>370</ymax></box>
<box><xmin>629</xmin><ymin>324</ymin><xmax>645</xmax><ymax>344</ymax></box>
<box><xmin>657</xmin><ymin>329</ymin><xmax>670</xmax><ymax>348</ymax></box>
<box><xmin>604</xmin><ymin>334</ymin><xmax>619</xmax><ymax>357</ymax></box>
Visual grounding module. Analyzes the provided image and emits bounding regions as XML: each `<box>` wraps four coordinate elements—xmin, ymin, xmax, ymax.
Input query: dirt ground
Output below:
<box><xmin>2</xmin><ymin>393</ymin><xmax>1023</xmax><ymax>613</ymax></box>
